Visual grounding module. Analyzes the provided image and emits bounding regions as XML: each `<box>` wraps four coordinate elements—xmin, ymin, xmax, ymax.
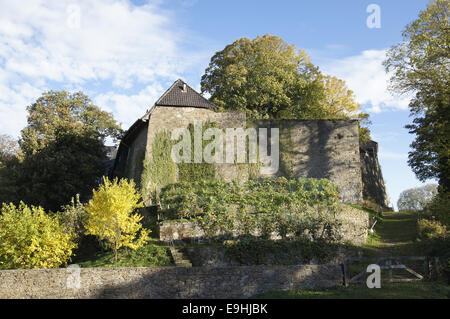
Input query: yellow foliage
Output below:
<box><xmin>320</xmin><ymin>75</ymin><xmax>362</xmax><ymax>118</ymax></box>
<box><xmin>84</xmin><ymin>177</ymin><xmax>150</xmax><ymax>260</ymax></box>
<box><xmin>0</xmin><ymin>202</ymin><xmax>76</xmax><ymax>269</ymax></box>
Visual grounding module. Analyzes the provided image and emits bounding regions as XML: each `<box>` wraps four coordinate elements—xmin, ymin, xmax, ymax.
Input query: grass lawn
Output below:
<box><xmin>361</xmin><ymin>210</ymin><xmax>424</xmax><ymax>257</ymax></box>
<box><xmin>76</xmin><ymin>238</ymin><xmax>174</xmax><ymax>268</ymax></box>
<box><xmin>256</xmin><ymin>209</ymin><xmax>450</xmax><ymax>299</ymax></box>
<box><xmin>255</xmin><ymin>282</ymin><xmax>450</xmax><ymax>299</ymax></box>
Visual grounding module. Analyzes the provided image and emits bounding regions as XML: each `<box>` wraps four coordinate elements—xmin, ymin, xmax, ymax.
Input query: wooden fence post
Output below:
<box><xmin>386</xmin><ymin>259</ymin><xmax>392</xmax><ymax>283</ymax></box>
<box><xmin>423</xmin><ymin>258</ymin><xmax>431</xmax><ymax>280</ymax></box>
<box><xmin>434</xmin><ymin>257</ymin><xmax>440</xmax><ymax>280</ymax></box>
<box><xmin>343</xmin><ymin>260</ymin><xmax>350</xmax><ymax>287</ymax></box>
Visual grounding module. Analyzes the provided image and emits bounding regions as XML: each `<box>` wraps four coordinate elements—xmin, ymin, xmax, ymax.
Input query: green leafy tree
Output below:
<box><xmin>384</xmin><ymin>0</ymin><xmax>450</xmax><ymax>194</ymax></box>
<box><xmin>397</xmin><ymin>184</ymin><xmax>438</xmax><ymax>211</ymax></box>
<box><xmin>0</xmin><ymin>134</ymin><xmax>20</xmax><ymax>164</ymax></box>
<box><xmin>319</xmin><ymin>75</ymin><xmax>371</xmax><ymax>144</ymax></box>
<box><xmin>0</xmin><ymin>202</ymin><xmax>76</xmax><ymax>269</ymax></box>
<box><xmin>0</xmin><ymin>135</ymin><xmax>21</xmax><ymax>205</ymax></box>
<box><xmin>201</xmin><ymin>34</ymin><xmax>371</xmax><ymax>141</ymax></box>
<box><xmin>84</xmin><ymin>177</ymin><xmax>150</xmax><ymax>262</ymax></box>
<box><xmin>201</xmin><ymin>34</ymin><xmax>325</xmax><ymax>119</ymax></box>
<box><xmin>20</xmin><ymin>91</ymin><xmax>122</xmax><ymax>155</ymax></box>
<box><xmin>7</xmin><ymin>91</ymin><xmax>122</xmax><ymax>211</ymax></box>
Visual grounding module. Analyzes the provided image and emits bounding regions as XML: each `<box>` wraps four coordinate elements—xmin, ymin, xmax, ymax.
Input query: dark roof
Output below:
<box><xmin>155</xmin><ymin>79</ymin><xmax>217</xmax><ymax>109</ymax></box>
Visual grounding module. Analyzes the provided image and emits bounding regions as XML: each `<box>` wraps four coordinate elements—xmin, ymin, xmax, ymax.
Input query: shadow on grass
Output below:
<box><xmin>254</xmin><ymin>282</ymin><xmax>450</xmax><ymax>299</ymax></box>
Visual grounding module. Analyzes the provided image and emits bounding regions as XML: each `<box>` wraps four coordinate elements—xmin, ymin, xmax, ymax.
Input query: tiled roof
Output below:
<box><xmin>155</xmin><ymin>79</ymin><xmax>217</xmax><ymax>109</ymax></box>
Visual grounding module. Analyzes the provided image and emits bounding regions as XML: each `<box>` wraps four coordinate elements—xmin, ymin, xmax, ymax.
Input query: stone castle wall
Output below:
<box><xmin>158</xmin><ymin>204</ymin><xmax>369</xmax><ymax>245</ymax></box>
<box><xmin>119</xmin><ymin>107</ymin><xmax>368</xmax><ymax>204</ymax></box>
<box><xmin>145</xmin><ymin>106</ymin><xmax>247</xmax><ymax>183</ymax></box>
<box><xmin>0</xmin><ymin>264</ymin><xmax>343</xmax><ymax>299</ymax></box>
<box><xmin>360</xmin><ymin>141</ymin><xmax>389</xmax><ymax>207</ymax></box>
<box><xmin>253</xmin><ymin>119</ymin><xmax>363</xmax><ymax>204</ymax></box>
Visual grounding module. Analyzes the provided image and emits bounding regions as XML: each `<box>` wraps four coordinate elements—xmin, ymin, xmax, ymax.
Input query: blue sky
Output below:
<box><xmin>0</xmin><ymin>0</ymin><xmax>435</xmax><ymax>209</ymax></box>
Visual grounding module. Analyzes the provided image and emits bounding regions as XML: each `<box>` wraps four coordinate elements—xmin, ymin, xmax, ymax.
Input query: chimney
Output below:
<box><xmin>183</xmin><ymin>83</ymin><xmax>187</xmax><ymax>92</ymax></box>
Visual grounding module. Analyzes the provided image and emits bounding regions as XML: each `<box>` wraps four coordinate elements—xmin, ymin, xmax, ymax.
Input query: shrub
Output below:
<box><xmin>84</xmin><ymin>177</ymin><xmax>150</xmax><ymax>261</ymax></box>
<box><xmin>58</xmin><ymin>194</ymin><xmax>87</xmax><ymax>245</ymax></box>
<box><xmin>223</xmin><ymin>238</ymin><xmax>339</xmax><ymax>265</ymax></box>
<box><xmin>160</xmin><ymin>177</ymin><xmax>342</xmax><ymax>242</ymax></box>
<box><xmin>0</xmin><ymin>202</ymin><xmax>76</xmax><ymax>269</ymax></box>
<box><xmin>418</xmin><ymin>218</ymin><xmax>447</xmax><ymax>240</ymax></box>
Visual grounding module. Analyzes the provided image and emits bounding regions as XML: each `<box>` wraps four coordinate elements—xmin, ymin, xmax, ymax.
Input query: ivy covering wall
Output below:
<box><xmin>140</xmin><ymin>131</ymin><xmax>177</xmax><ymax>204</ymax></box>
<box><xmin>140</xmin><ymin>122</ymin><xmax>219</xmax><ymax>204</ymax></box>
<box><xmin>177</xmin><ymin>121</ymin><xmax>216</xmax><ymax>183</ymax></box>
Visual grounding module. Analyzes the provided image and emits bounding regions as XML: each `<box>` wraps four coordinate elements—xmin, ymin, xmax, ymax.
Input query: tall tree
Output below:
<box><xmin>397</xmin><ymin>184</ymin><xmax>438</xmax><ymax>211</ymax></box>
<box><xmin>5</xmin><ymin>91</ymin><xmax>122</xmax><ymax>211</ymax></box>
<box><xmin>384</xmin><ymin>0</ymin><xmax>449</xmax><ymax>193</ymax></box>
<box><xmin>201</xmin><ymin>34</ymin><xmax>325</xmax><ymax>119</ymax></box>
<box><xmin>20</xmin><ymin>91</ymin><xmax>122</xmax><ymax>156</ymax></box>
<box><xmin>201</xmin><ymin>34</ymin><xmax>371</xmax><ymax>141</ymax></box>
<box><xmin>0</xmin><ymin>134</ymin><xmax>20</xmax><ymax>163</ymax></box>
<box><xmin>0</xmin><ymin>135</ymin><xmax>21</xmax><ymax>204</ymax></box>
<box><xmin>319</xmin><ymin>75</ymin><xmax>371</xmax><ymax>144</ymax></box>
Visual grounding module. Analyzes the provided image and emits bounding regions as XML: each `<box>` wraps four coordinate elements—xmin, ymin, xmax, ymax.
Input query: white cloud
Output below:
<box><xmin>320</xmin><ymin>49</ymin><xmax>413</xmax><ymax>114</ymax></box>
<box><xmin>94</xmin><ymin>83</ymin><xmax>166</xmax><ymax>129</ymax></box>
<box><xmin>0</xmin><ymin>0</ymin><xmax>209</xmax><ymax>137</ymax></box>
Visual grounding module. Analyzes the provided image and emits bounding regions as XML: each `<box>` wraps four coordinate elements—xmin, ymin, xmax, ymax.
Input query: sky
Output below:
<box><xmin>0</xmin><ymin>0</ymin><xmax>435</xmax><ymax>209</ymax></box>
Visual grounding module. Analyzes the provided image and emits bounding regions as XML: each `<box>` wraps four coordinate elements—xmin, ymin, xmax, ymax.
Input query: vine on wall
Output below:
<box><xmin>140</xmin><ymin>131</ymin><xmax>177</xmax><ymax>205</ymax></box>
<box><xmin>279</xmin><ymin>120</ymin><xmax>295</xmax><ymax>178</ymax></box>
<box><xmin>177</xmin><ymin>121</ymin><xmax>217</xmax><ymax>182</ymax></box>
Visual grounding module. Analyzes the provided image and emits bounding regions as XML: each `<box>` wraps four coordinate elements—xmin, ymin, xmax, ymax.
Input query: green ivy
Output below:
<box><xmin>177</xmin><ymin>121</ymin><xmax>216</xmax><ymax>182</ymax></box>
<box><xmin>279</xmin><ymin>120</ymin><xmax>295</xmax><ymax>178</ymax></box>
<box><xmin>140</xmin><ymin>131</ymin><xmax>177</xmax><ymax>204</ymax></box>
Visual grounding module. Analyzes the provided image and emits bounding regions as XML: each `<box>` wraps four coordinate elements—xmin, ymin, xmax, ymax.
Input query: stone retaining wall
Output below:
<box><xmin>159</xmin><ymin>205</ymin><xmax>369</xmax><ymax>245</ymax></box>
<box><xmin>0</xmin><ymin>264</ymin><xmax>343</xmax><ymax>299</ymax></box>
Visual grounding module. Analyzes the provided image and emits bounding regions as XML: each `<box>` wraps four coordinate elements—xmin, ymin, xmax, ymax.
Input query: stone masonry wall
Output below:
<box><xmin>122</xmin><ymin>107</ymin><xmax>363</xmax><ymax>204</ymax></box>
<box><xmin>159</xmin><ymin>205</ymin><xmax>369</xmax><ymax>245</ymax></box>
<box><xmin>360</xmin><ymin>141</ymin><xmax>389</xmax><ymax>208</ymax></box>
<box><xmin>254</xmin><ymin>119</ymin><xmax>363</xmax><ymax>204</ymax></box>
<box><xmin>125</xmin><ymin>123</ymin><xmax>148</xmax><ymax>184</ymax></box>
<box><xmin>145</xmin><ymin>106</ymin><xmax>247</xmax><ymax>183</ymax></box>
<box><xmin>0</xmin><ymin>264</ymin><xmax>343</xmax><ymax>299</ymax></box>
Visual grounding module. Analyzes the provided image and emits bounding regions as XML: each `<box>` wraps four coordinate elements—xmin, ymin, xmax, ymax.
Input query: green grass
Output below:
<box><xmin>255</xmin><ymin>282</ymin><xmax>450</xmax><ymax>299</ymax></box>
<box><xmin>257</xmin><ymin>209</ymin><xmax>450</xmax><ymax>299</ymax></box>
<box><xmin>76</xmin><ymin>239</ymin><xmax>174</xmax><ymax>268</ymax></box>
<box><xmin>360</xmin><ymin>210</ymin><xmax>424</xmax><ymax>257</ymax></box>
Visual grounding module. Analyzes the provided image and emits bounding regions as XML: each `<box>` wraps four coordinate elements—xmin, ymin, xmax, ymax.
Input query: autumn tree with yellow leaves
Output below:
<box><xmin>201</xmin><ymin>34</ymin><xmax>371</xmax><ymax>143</ymax></box>
<box><xmin>84</xmin><ymin>177</ymin><xmax>150</xmax><ymax>261</ymax></box>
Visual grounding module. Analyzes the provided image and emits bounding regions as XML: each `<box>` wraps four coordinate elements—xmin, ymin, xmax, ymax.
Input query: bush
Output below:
<box><xmin>223</xmin><ymin>238</ymin><xmax>339</xmax><ymax>265</ymax></box>
<box><xmin>0</xmin><ymin>202</ymin><xmax>76</xmax><ymax>269</ymax></box>
<box><xmin>160</xmin><ymin>177</ymin><xmax>342</xmax><ymax>242</ymax></box>
<box><xmin>58</xmin><ymin>194</ymin><xmax>87</xmax><ymax>245</ymax></box>
<box><xmin>418</xmin><ymin>218</ymin><xmax>447</xmax><ymax>240</ymax></box>
<box><xmin>84</xmin><ymin>177</ymin><xmax>150</xmax><ymax>261</ymax></box>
